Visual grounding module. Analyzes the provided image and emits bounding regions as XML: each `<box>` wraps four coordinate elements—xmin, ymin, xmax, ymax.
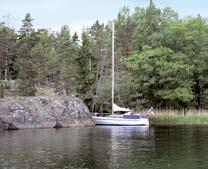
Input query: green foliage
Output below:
<box><xmin>94</xmin><ymin>78</ymin><xmax>112</xmax><ymax>113</ymax></box>
<box><xmin>0</xmin><ymin>24</ymin><xmax>17</xmax><ymax>80</ymax></box>
<box><xmin>115</xmin><ymin>7</ymin><xmax>135</xmax><ymax>58</ymax></box>
<box><xmin>0</xmin><ymin>4</ymin><xmax>208</xmax><ymax>113</ymax></box>
<box><xmin>76</xmin><ymin>32</ymin><xmax>94</xmax><ymax>101</ymax></box>
<box><xmin>55</xmin><ymin>25</ymin><xmax>78</xmax><ymax>95</ymax></box>
<box><xmin>0</xmin><ymin>83</ymin><xmax>4</xmax><ymax>98</ymax></box>
<box><xmin>19</xmin><ymin>13</ymin><xmax>34</xmax><ymax>37</ymax></box>
<box><xmin>132</xmin><ymin>2</ymin><xmax>163</xmax><ymax>50</ymax></box>
<box><xmin>17</xmin><ymin>13</ymin><xmax>37</xmax><ymax>96</ymax></box>
<box><xmin>124</xmin><ymin>47</ymin><xmax>194</xmax><ymax>108</ymax></box>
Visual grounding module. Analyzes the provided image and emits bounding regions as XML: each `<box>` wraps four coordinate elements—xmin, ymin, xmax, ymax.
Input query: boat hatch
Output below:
<box><xmin>123</xmin><ymin>115</ymin><xmax>140</xmax><ymax>119</ymax></box>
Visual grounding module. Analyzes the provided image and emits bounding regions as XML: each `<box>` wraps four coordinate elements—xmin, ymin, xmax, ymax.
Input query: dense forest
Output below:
<box><xmin>0</xmin><ymin>2</ymin><xmax>208</xmax><ymax>112</ymax></box>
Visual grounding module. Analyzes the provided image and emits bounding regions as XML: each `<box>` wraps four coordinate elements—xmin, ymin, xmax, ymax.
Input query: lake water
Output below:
<box><xmin>0</xmin><ymin>125</ymin><xmax>208</xmax><ymax>169</ymax></box>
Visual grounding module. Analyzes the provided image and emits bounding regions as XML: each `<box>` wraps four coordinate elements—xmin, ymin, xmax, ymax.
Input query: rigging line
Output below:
<box><xmin>114</xmin><ymin>52</ymin><xmax>124</xmax><ymax>107</ymax></box>
<box><xmin>91</xmin><ymin>30</ymin><xmax>112</xmax><ymax>113</ymax></box>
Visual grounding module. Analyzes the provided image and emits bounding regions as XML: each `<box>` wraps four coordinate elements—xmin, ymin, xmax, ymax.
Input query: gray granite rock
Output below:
<box><xmin>0</xmin><ymin>96</ymin><xmax>94</xmax><ymax>130</ymax></box>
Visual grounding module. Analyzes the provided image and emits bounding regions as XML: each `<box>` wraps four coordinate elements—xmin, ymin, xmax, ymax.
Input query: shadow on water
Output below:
<box><xmin>0</xmin><ymin>125</ymin><xmax>208</xmax><ymax>169</ymax></box>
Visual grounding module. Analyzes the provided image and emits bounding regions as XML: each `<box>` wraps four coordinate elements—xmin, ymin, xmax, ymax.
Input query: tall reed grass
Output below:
<box><xmin>146</xmin><ymin>109</ymin><xmax>208</xmax><ymax>125</ymax></box>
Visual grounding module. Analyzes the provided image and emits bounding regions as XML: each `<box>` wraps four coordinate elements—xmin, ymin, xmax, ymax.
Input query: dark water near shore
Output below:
<box><xmin>0</xmin><ymin>125</ymin><xmax>208</xmax><ymax>169</ymax></box>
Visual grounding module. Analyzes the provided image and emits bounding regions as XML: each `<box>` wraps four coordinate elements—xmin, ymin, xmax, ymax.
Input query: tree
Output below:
<box><xmin>89</xmin><ymin>20</ymin><xmax>107</xmax><ymax>84</ymax></box>
<box><xmin>132</xmin><ymin>2</ymin><xmax>162</xmax><ymax>50</ymax></box>
<box><xmin>55</xmin><ymin>25</ymin><xmax>77</xmax><ymax>95</ymax></box>
<box><xmin>19</xmin><ymin>13</ymin><xmax>34</xmax><ymax>37</ymax></box>
<box><xmin>0</xmin><ymin>24</ymin><xmax>17</xmax><ymax>80</ymax></box>
<box><xmin>126</xmin><ymin>47</ymin><xmax>193</xmax><ymax>109</ymax></box>
<box><xmin>115</xmin><ymin>7</ymin><xmax>136</xmax><ymax>58</ymax></box>
<box><xmin>0</xmin><ymin>3</ymin><xmax>207</xmax><ymax>112</ymax></box>
<box><xmin>76</xmin><ymin>32</ymin><xmax>94</xmax><ymax>102</ymax></box>
<box><xmin>17</xmin><ymin>13</ymin><xmax>36</xmax><ymax>96</ymax></box>
<box><xmin>30</xmin><ymin>29</ymin><xmax>54</xmax><ymax>85</ymax></box>
<box><xmin>162</xmin><ymin>18</ymin><xmax>208</xmax><ymax>108</ymax></box>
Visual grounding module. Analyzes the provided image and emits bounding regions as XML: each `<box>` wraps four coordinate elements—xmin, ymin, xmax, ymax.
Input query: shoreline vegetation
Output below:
<box><xmin>0</xmin><ymin>1</ymin><xmax>208</xmax><ymax>121</ymax></box>
<box><xmin>149</xmin><ymin>109</ymin><xmax>208</xmax><ymax>125</ymax></box>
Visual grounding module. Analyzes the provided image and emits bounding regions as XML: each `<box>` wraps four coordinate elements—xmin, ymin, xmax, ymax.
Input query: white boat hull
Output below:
<box><xmin>92</xmin><ymin>116</ymin><xmax>149</xmax><ymax>126</ymax></box>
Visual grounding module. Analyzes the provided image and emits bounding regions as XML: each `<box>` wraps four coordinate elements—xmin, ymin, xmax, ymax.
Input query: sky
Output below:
<box><xmin>0</xmin><ymin>0</ymin><xmax>208</xmax><ymax>34</ymax></box>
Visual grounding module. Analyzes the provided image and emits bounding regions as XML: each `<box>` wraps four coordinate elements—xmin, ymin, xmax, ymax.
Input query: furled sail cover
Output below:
<box><xmin>113</xmin><ymin>103</ymin><xmax>132</xmax><ymax>112</ymax></box>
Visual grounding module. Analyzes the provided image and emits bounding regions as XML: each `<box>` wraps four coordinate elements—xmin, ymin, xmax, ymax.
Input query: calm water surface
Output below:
<box><xmin>0</xmin><ymin>125</ymin><xmax>208</xmax><ymax>169</ymax></box>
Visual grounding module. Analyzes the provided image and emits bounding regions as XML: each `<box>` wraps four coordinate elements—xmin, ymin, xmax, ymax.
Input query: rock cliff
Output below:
<box><xmin>0</xmin><ymin>96</ymin><xmax>94</xmax><ymax>130</ymax></box>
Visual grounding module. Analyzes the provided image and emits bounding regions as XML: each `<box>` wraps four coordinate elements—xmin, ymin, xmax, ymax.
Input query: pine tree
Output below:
<box><xmin>56</xmin><ymin>25</ymin><xmax>77</xmax><ymax>95</ymax></box>
<box><xmin>19</xmin><ymin>13</ymin><xmax>34</xmax><ymax>37</ymax></box>
<box><xmin>76</xmin><ymin>32</ymin><xmax>94</xmax><ymax>101</ymax></box>
<box><xmin>17</xmin><ymin>13</ymin><xmax>36</xmax><ymax>96</ymax></box>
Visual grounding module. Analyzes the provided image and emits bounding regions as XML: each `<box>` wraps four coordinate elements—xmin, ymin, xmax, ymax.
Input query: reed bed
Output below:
<box><xmin>146</xmin><ymin>109</ymin><xmax>208</xmax><ymax>125</ymax></box>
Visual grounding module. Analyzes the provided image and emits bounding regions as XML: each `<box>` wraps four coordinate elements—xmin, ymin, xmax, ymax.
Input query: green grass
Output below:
<box><xmin>149</xmin><ymin>115</ymin><xmax>208</xmax><ymax>125</ymax></box>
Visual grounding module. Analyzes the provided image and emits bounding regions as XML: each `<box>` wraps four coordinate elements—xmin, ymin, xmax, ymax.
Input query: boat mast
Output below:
<box><xmin>112</xmin><ymin>21</ymin><xmax>115</xmax><ymax>115</ymax></box>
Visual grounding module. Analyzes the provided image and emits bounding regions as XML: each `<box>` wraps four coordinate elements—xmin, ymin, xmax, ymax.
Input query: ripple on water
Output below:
<box><xmin>0</xmin><ymin>126</ymin><xmax>208</xmax><ymax>169</ymax></box>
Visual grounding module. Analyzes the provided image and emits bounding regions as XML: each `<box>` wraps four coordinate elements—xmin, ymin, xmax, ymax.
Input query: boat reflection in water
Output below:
<box><xmin>96</xmin><ymin>126</ymin><xmax>155</xmax><ymax>169</ymax></box>
<box><xmin>1</xmin><ymin>126</ymin><xmax>208</xmax><ymax>168</ymax></box>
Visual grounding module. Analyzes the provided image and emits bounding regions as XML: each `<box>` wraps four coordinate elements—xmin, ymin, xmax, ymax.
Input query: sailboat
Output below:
<box><xmin>92</xmin><ymin>22</ymin><xmax>149</xmax><ymax>126</ymax></box>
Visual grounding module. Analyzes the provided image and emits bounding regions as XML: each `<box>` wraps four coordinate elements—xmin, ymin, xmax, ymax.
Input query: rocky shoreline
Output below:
<box><xmin>0</xmin><ymin>96</ymin><xmax>94</xmax><ymax>130</ymax></box>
